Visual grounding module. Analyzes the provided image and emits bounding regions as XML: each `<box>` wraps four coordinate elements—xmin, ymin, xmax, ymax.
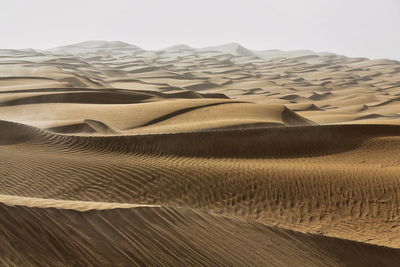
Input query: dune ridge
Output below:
<box><xmin>0</xmin><ymin>194</ymin><xmax>158</xmax><ymax>211</ymax></box>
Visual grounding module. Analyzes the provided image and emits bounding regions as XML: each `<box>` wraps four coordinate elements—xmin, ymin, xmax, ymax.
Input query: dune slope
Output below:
<box><xmin>1</xmin><ymin>199</ymin><xmax>400</xmax><ymax>266</ymax></box>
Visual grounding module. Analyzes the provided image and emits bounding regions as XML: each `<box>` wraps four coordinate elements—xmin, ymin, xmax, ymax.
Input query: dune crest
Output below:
<box><xmin>0</xmin><ymin>194</ymin><xmax>158</xmax><ymax>211</ymax></box>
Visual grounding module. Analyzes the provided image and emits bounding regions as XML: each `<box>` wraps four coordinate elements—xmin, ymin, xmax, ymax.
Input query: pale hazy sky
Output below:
<box><xmin>1</xmin><ymin>0</ymin><xmax>399</xmax><ymax>59</ymax></box>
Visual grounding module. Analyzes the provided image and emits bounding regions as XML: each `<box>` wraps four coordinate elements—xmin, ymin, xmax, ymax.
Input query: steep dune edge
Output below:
<box><xmin>1</xmin><ymin>201</ymin><xmax>399</xmax><ymax>266</ymax></box>
<box><xmin>282</xmin><ymin>106</ymin><xmax>317</xmax><ymax>126</ymax></box>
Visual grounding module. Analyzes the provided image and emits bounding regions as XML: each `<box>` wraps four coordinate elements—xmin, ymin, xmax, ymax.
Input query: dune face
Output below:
<box><xmin>1</xmin><ymin>41</ymin><xmax>400</xmax><ymax>265</ymax></box>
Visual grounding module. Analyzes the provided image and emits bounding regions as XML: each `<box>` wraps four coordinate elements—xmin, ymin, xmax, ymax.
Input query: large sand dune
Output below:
<box><xmin>1</xmin><ymin>41</ymin><xmax>400</xmax><ymax>265</ymax></box>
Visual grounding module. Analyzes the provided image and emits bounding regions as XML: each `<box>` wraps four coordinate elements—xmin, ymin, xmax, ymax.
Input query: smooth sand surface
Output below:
<box><xmin>1</xmin><ymin>41</ymin><xmax>400</xmax><ymax>265</ymax></box>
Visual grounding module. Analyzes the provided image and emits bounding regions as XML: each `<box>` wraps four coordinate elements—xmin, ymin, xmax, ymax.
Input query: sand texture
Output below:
<box><xmin>1</xmin><ymin>41</ymin><xmax>400</xmax><ymax>266</ymax></box>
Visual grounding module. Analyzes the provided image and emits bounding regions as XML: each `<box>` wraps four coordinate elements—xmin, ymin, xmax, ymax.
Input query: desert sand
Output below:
<box><xmin>1</xmin><ymin>41</ymin><xmax>400</xmax><ymax>266</ymax></box>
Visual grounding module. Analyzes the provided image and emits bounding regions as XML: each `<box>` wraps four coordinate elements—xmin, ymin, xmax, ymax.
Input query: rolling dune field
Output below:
<box><xmin>1</xmin><ymin>41</ymin><xmax>400</xmax><ymax>266</ymax></box>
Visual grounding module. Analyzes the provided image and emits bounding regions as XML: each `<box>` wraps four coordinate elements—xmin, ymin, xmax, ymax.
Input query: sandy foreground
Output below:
<box><xmin>1</xmin><ymin>41</ymin><xmax>400</xmax><ymax>266</ymax></box>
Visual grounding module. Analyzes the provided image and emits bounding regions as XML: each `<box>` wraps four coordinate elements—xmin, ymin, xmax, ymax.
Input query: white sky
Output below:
<box><xmin>1</xmin><ymin>0</ymin><xmax>399</xmax><ymax>59</ymax></box>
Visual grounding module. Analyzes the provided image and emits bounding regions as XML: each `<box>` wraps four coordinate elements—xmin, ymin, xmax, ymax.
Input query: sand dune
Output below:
<box><xmin>1</xmin><ymin>120</ymin><xmax>400</xmax><ymax>248</ymax></box>
<box><xmin>1</xmin><ymin>41</ymin><xmax>400</xmax><ymax>265</ymax></box>
<box><xmin>1</xmin><ymin>201</ymin><xmax>400</xmax><ymax>266</ymax></box>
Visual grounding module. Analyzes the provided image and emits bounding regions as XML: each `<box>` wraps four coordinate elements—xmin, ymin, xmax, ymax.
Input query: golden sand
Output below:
<box><xmin>1</xmin><ymin>41</ymin><xmax>400</xmax><ymax>265</ymax></box>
